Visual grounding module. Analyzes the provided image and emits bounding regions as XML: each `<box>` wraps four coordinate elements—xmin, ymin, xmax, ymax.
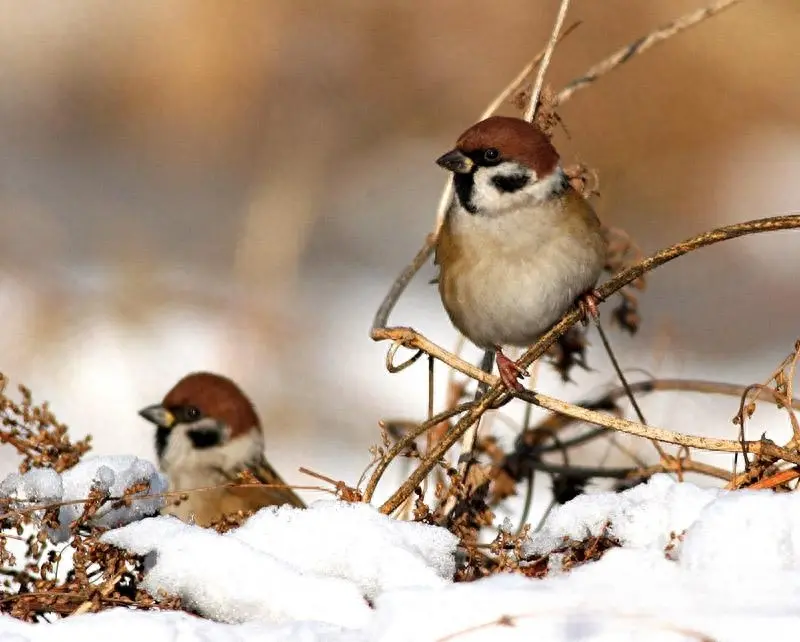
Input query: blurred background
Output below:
<box><xmin>0</xmin><ymin>1</ymin><xmax>798</xmax><ymax>510</ymax></box>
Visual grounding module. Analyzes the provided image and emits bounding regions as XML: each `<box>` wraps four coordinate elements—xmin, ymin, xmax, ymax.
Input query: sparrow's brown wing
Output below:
<box><xmin>221</xmin><ymin>456</ymin><xmax>305</xmax><ymax>509</ymax></box>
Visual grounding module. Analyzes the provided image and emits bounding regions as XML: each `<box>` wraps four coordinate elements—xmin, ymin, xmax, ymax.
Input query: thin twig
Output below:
<box><xmin>526</xmin><ymin>457</ymin><xmax>731</xmax><ymax>482</ymax></box>
<box><xmin>371</xmin><ymin>234</ymin><xmax>436</xmax><ymax>332</ymax></box>
<box><xmin>519</xmin><ymin>389</ymin><xmax>800</xmax><ymax>465</ymax></box>
<box><xmin>455</xmin><ymin>350</ymin><xmax>495</xmax><ymax>469</ymax></box>
<box><xmin>745</xmin><ymin>467</ymin><xmax>800</xmax><ymax>490</ymax></box>
<box><xmin>593</xmin><ymin>317</ymin><xmax>667</xmax><ymax>461</ymax></box>
<box><xmin>435</xmin><ymin>610</ymin><xmax>716</xmax><ymax>642</ymax></box>
<box><xmin>524</xmin><ymin>0</ymin><xmax>571</xmax><ymax>122</ymax></box>
<box><xmin>363</xmin><ymin>401</ymin><xmax>482</xmax><ymax>502</ymax></box>
<box><xmin>528</xmin><ymin>377</ymin><xmax>800</xmax><ymax>456</ymax></box>
<box><xmin>516</xmin><ymin>401</ymin><xmax>537</xmax><ymax>533</ymax></box>
<box><xmin>555</xmin><ymin>0</ymin><xmax>744</xmax><ymax>105</ymax></box>
<box><xmin>70</xmin><ymin>573</ymin><xmax>122</xmax><ymax>617</ymax></box>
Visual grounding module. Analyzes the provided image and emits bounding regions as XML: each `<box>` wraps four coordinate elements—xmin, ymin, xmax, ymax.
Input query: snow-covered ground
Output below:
<box><xmin>2</xmin><ymin>460</ymin><xmax>799</xmax><ymax>641</ymax></box>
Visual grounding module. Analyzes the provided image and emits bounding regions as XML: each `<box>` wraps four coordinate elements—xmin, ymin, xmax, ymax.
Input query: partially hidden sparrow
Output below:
<box><xmin>139</xmin><ymin>371</ymin><xmax>304</xmax><ymax>526</ymax></box>
<box><xmin>434</xmin><ymin>116</ymin><xmax>606</xmax><ymax>391</ymax></box>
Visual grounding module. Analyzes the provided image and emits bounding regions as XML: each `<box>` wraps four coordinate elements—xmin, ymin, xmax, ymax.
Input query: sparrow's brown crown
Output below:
<box><xmin>455</xmin><ymin>116</ymin><xmax>559</xmax><ymax>178</ymax></box>
<box><xmin>162</xmin><ymin>371</ymin><xmax>260</xmax><ymax>439</ymax></box>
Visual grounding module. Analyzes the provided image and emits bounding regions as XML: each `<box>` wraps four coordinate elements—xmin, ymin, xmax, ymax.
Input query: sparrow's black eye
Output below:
<box><xmin>184</xmin><ymin>405</ymin><xmax>201</xmax><ymax>422</ymax></box>
<box><xmin>483</xmin><ymin>148</ymin><xmax>500</xmax><ymax>163</ymax></box>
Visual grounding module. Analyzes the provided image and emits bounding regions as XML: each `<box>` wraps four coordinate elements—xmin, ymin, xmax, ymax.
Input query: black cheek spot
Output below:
<box><xmin>187</xmin><ymin>427</ymin><xmax>223</xmax><ymax>450</ymax></box>
<box><xmin>155</xmin><ymin>427</ymin><xmax>170</xmax><ymax>459</ymax></box>
<box><xmin>454</xmin><ymin>174</ymin><xmax>477</xmax><ymax>214</ymax></box>
<box><xmin>492</xmin><ymin>174</ymin><xmax>530</xmax><ymax>193</ymax></box>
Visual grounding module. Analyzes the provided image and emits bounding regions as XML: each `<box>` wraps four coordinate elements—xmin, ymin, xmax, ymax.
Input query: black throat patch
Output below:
<box><xmin>453</xmin><ymin>174</ymin><xmax>477</xmax><ymax>214</ymax></box>
<box><xmin>155</xmin><ymin>427</ymin><xmax>170</xmax><ymax>459</ymax></box>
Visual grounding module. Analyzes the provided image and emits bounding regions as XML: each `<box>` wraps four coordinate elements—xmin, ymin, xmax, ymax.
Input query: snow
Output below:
<box><xmin>0</xmin><ymin>467</ymin><xmax>62</xmax><ymax>504</ymax></box>
<box><xmin>678</xmin><ymin>489</ymin><xmax>800</xmax><ymax>576</ymax></box>
<box><xmin>0</xmin><ymin>609</ymin><xmax>368</xmax><ymax>642</ymax></box>
<box><xmin>6</xmin><ymin>473</ymin><xmax>800</xmax><ymax>640</ymax></box>
<box><xmin>101</xmin><ymin>500</ymin><xmax>458</xmax><ymax>626</ymax></box>
<box><xmin>228</xmin><ymin>500</ymin><xmax>457</xmax><ymax>599</ymax></box>
<box><xmin>523</xmin><ymin>473</ymin><xmax>720</xmax><ymax>556</ymax></box>
<box><xmin>102</xmin><ymin>513</ymin><xmax>371</xmax><ymax>628</ymax></box>
<box><xmin>0</xmin><ymin>455</ymin><xmax>167</xmax><ymax>542</ymax></box>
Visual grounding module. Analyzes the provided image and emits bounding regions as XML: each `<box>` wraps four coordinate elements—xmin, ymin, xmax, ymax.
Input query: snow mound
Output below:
<box><xmin>230</xmin><ymin>500</ymin><xmax>457</xmax><ymax>599</ymax></box>
<box><xmin>101</xmin><ymin>499</ymin><xmax>458</xmax><ymax>627</ymax></box>
<box><xmin>524</xmin><ymin>473</ymin><xmax>720</xmax><ymax>556</ymax></box>
<box><xmin>0</xmin><ymin>455</ymin><xmax>167</xmax><ymax>542</ymax></box>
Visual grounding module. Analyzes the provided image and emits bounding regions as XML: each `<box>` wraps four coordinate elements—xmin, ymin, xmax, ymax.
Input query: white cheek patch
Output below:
<box><xmin>469</xmin><ymin>164</ymin><xmax>564</xmax><ymax>217</ymax></box>
<box><xmin>159</xmin><ymin>421</ymin><xmax>265</xmax><ymax>490</ymax></box>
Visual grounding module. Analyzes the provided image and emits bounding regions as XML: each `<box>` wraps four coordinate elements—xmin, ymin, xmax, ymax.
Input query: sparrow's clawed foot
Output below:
<box><xmin>577</xmin><ymin>289</ymin><xmax>603</xmax><ymax>325</ymax></box>
<box><xmin>495</xmin><ymin>349</ymin><xmax>529</xmax><ymax>392</ymax></box>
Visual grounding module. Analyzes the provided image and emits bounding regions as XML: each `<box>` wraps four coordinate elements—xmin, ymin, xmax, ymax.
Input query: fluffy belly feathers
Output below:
<box><xmin>439</xmin><ymin>223</ymin><xmax>605</xmax><ymax>349</ymax></box>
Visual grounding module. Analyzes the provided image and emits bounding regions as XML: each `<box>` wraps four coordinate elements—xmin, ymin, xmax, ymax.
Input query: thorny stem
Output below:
<box><xmin>377</xmin><ymin>213</ymin><xmax>800</xmax><ymax>514</ymax></box>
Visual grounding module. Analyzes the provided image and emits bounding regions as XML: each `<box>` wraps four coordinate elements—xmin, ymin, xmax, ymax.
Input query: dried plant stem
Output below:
<box><xmin>377</xmin><ymin>213</ymin><xmax>800</xmax><ymax>514</ymax></box>
<box><xmin>70</xmin><ymin>573</ymin><xmax>122</xmax><ymax>617</ymax></box>
<box><xmin>518</xmin><ymin>390</ymin><xmax>800</xmax><ymax>465</ymax></box>
<box><xmin>438</xmin><ymin>352</ymin><xmax>496</xmax><ymax>521</ymax></box>
<box><xmin>555</xmin><ymin>0</ymin><xmax>744</xmax><ymax>106</ymax></box>
<box><xmin>363</xmin><ymin>401</ymin><xmax>482</xmax><ymax>503</ymax></box>
<box><xmin>524</xmin><ymin>0</ymin><xmax>571</xmax><ymax>122</ymax></box>
<box><xmin>371</xmin><ymin>234</ymin><xmax>436</xmax><ymax>332</ymax></box>
<box><xmin>529</xmin><ymin>377</ymin><xmax>800</xmax><ymax>456</ymax></box>
<box><xmin>593</xmin><ymin>317</ymin><xmax>667</xmax><ymax>461</ymax></box>
<box><xmin>530</xmin><ymin>457</ymin><xmax>731</xmax><ymax>482</ymax></box>
<box><xmin>631</xmin><ymin>378</ymin><xmax>800</xmax><ymax>409</ymax></box>
<box><xmin>745</xmin><ymin>467</ymin><xmax>800</xmax><ymax>490</ymax></box>
<box><xmin>484</xmin><ymin>22</ymin><xmax>581</xmax><ymax>118</ymax></box>
<box><xmin>374</xmin><ymin>326</ymin><xmax>497</xmax><ymax>386</ymax></box>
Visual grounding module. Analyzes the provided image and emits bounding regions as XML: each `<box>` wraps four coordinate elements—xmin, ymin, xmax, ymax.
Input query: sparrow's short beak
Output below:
<box><xmin>436</xmin><ymin>149</ymin><xmax>474</xmax><ymax>174</ymax></box>
<box><xmin>138</xmin><ymin>404</ymin><xmax>176</xmax><ymax>429</ymax></box>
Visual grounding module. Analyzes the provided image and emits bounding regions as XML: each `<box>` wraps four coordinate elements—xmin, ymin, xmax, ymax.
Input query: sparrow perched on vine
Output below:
<box><xmin>434</xmin><ymin>116</ymin><xmax>606</xmax><ymax>391</ymax></box>
<box><xmin>139</xmin><ymin>371</ymin><xmax>304</xmax><ymax>526</ymax></box>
